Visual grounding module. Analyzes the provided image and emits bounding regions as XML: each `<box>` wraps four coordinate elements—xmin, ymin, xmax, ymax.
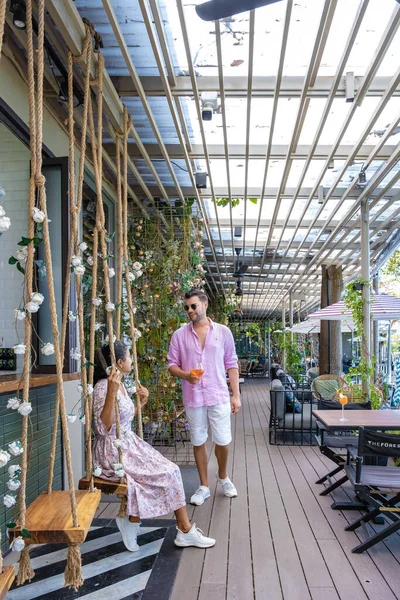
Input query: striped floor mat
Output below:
<box><xmin>7</xmin><ymin>518</ymin><xmax>181</xmax><ymax>600</ymax></box>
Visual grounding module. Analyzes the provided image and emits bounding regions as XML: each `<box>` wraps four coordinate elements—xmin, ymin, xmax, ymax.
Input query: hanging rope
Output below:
<box><xmin>17</xmin><ymin>0</ymin><xmax>81</xmax><ymax>588</ymax></box>
<box><xmin>122</xmin><ymin>107</ymin><xmax>143</xmax><ymax>440</ymax></box>
<box><xmin>0</xmin><ymin>0</ymin><xmax>6</xmax><ymax>58</ymax></box>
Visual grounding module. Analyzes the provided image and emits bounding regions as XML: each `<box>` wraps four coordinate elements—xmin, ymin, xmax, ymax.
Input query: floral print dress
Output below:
<box><xmin>92</xmin><ymin>379</ymin><xmax>186</xmax><ymax>519</ymax></box>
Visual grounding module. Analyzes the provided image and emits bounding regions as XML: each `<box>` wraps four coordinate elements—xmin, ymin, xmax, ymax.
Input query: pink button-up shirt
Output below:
<box><xmin>167</xmin><ymin>319</ymin><xmax>238</xmax><ymax>408</ymax></box>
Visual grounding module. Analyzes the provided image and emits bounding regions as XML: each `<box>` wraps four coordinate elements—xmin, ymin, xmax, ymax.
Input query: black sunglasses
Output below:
<box><xmin>184</xmin><ymin>303</ymin><xmax>199</xmax><ymax>311</ymax></box>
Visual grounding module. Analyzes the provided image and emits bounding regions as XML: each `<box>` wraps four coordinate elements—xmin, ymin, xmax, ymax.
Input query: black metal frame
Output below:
<box><xmin>344</xmin><ymin>427</ymin><xmax>400</xmax><ymax>553</ymax></box>
<box><xmin>269</xmin><ymin>382</ymin><xmax>317</xmax><ymax>445</ymax></box>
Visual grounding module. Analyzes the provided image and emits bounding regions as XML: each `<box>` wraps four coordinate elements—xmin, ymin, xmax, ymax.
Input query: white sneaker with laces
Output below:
<box><xmin>216</xmin><ymin>473</ymin><xmax>237</xmax><ymax>498</ymax></box>
<box><xmin>174</xmin><ymin>523</ymin><xmax>216</xmax><ymax>548</ymax></box>
<box><xmin>115</xmin><ymin>516</ymin><xmax>140</xmax><ymax>552</ymax></box>
<box><xmin>190</xmin><ymin>485</ymin><xmax>210</xmax><ymax>506</ymax></box>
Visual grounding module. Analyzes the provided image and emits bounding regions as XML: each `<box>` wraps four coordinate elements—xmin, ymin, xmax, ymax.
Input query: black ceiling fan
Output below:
<box><xmin>233</xmin><ymin>247</ymin><xmax>248</xmax><ymax>278</ymax></box>
<box><xmin>195</xmin><ymin>0</ymin><xmax>284</xmax><ymax>21</ymax></box>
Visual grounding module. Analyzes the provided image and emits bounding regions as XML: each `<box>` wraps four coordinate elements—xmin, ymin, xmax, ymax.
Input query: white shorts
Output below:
<box><xmin>185</xmin><ymin>403</ymin><xmax>232</xmax><ymax>447</ymax></box>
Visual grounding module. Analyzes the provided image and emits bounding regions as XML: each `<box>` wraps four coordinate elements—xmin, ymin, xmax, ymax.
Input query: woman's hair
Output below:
<box><xmin>93</xmin><ymin>340</ymin><xmax>128</xmax><ymax>385</ymax></box>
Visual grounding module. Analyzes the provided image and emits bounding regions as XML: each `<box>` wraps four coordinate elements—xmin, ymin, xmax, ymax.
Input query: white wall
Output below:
<box><xmin>0</xmin><ymin>124</ymin><xmax>29</xmax><ymax>372</ymax></box>
<box><xmin>63</xmin><ymin>380</ymin><xmax>85</xmax><ymax>487</ymax></box>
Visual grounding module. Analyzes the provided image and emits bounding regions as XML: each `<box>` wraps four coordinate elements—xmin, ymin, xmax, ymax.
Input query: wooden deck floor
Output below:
<box><xmin>96</xmin><ymin>380</ymin><xmax>400</xmax><ymax>600</ymax></box>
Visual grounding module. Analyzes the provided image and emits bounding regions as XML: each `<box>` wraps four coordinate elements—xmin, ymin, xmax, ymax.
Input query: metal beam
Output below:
<box><xmin>111</xmin><ymin>75</ymin><xmax>400</xmax><ymax>98</ymax></box>
<box><xmin>102</xmin><ymin>143</ymin><xmax>396</xmax><ymax>161</ymax></box>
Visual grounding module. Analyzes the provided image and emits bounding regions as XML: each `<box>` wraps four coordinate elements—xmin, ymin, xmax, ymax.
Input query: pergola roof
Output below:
<box><xmin>7</xmin><ymin>0</ymin><xmax>400</xmax><ymax>321</ymax></box>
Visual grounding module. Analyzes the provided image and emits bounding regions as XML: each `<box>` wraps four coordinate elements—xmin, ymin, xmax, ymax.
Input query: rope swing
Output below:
<box><xmin>8</xmin><ymin>4</ymin><xmax>100</xmax><ymax>591</ymax></box>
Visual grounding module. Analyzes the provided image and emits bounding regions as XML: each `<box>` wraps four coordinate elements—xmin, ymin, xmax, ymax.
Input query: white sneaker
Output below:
<box><xmin>174</xmin><ymin>523</ymin><xmax>216</xmax><ymax>548</ymax></box>
<box><xmin>115</xmin><ymin>516</ymin><xmax>140</xmax><ymax>551</ymax></box>
<box><xmin>216</xmin><ymin>473</ymin><xmax>237</xmax><ymax>498</ymax></box>
<box><xmin>190</xmin><ymin>486</ymin><xmax>210</xmax><ymax>506</ymax></box>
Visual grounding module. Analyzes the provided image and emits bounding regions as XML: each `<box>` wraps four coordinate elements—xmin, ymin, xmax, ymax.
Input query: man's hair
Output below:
<box><xmin>184</xmin><ymin>288</ymin><xmax>208</xmax><ymax>303</ymax></box>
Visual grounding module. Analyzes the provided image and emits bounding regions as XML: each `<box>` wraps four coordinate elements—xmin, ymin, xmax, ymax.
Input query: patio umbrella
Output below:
<box><xmin>290</xmin><ymin>320</ymin><xmax>354</xmax><ymax>334</ymax></box>
<box><xmin>306</xmin><ymin>293</ymin><xmax>400</xmax><ymax>322</ymax></box>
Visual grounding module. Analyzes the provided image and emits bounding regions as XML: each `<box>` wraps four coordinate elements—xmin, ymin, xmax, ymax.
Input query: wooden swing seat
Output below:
<box><xmin>78</xmin><ymin>476</ymin><xmax>127</xmax><ymax>496</ymax></box>
<box><xmin>8</xmin><ymin>490</ymin><xmax>101</xmax><ymax>545</ymax></box>
<box><xmin>0</xmin><ymin>567</ymin><xmax>15</xmax><ymax>600</ymax></box>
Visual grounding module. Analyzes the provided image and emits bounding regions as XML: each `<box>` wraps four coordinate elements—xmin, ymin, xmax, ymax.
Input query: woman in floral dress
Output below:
<box><xmin>92</xmin><ymin>340</ymin><xmax>215</xmax><ymax>551</ymax></box>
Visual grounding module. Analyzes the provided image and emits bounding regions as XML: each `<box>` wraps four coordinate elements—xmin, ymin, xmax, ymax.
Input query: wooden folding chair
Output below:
<box><xmin>344</xmin><ymin>427</ymin><xmax>400</xmax><ymax>553</ymax></box>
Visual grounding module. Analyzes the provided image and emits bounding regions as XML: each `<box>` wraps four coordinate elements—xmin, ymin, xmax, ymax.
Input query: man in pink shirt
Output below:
<box><xmin>168</xmin><ymin>288</ymin><xmax>241</xmax><ymax>506</ymax></box>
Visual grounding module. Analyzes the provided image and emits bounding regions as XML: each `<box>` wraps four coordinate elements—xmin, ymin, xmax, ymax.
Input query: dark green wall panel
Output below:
<box><xmin>0</xmin><ymin>384</ymin><xmax>63</xmax><ymax>552</ymax></box>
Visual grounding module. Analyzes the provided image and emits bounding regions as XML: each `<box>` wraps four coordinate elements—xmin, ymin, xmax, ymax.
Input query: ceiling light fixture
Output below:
<box><xmin>10</xmin><ymin>0</ymin><xmax>26</xmax><ymax>30</ymax></box>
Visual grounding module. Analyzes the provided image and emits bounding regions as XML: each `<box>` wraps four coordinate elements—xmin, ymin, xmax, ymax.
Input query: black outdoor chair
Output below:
<box><xmin>344</xmin><ymin>427</ymin><xmax>400</xmax><ymax>553</ymax></box>
<box><xmin>314</xmin><ymin>397</ymin><xmax>371</xmax><ymax>497</ymax></box>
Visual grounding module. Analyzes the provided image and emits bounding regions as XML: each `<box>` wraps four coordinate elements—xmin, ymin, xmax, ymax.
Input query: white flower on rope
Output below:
<box><xmin>134</xmin><ymin>328</ymin><xmax>142</xmax><ymax>341</ymax></box>
<box><xmin>12</xmin><ymin>344</ymin><xmax>26</xmax><ymax>355</ymax></box>
<box><xmin>105</xmin><ymin>334</ymin><xmax>116</xmax><ymax>343</ymax></box>
<box><xmin>7</xmin><ymin>478</ymin><xmax>21</xmax><ymax>491</ymax></box>
<box><xmin>74</xmin><ymin>264</ymin><xmax>86</xmax><ymax>276</ymax></box>
<box><xmin>70</xmin><ymin>348</ymin><xmax>82</xmax><ymax>361</ymax></box>
<box><xmin>113</xmin><ymin>463</ymin><xmax>125</xmax><ymax>478</ymax></box>
<box><xmin>41</xmin><ymin>343</ymin><xmax>55</xmax><ymax>356</ymax></box>
<box><xmin>94</xmin><ymin>322</ymin><xmax>104</xmax><ymax>331</ymax></box>
<box><xmin>16</xmin><ymin>247</ymin><xmax>29</xmax><ymax>262</ymax></box>
<box><xmin>31</xmin><ymin>292</ymin><xmax>44</xmax><ymax>305</ymax></box>
<box><xmin>108</xmin><ymin>267</ymin><xmax>115</xmax><ymax>278</ymax></box>
<box><xmin>105</xmin><ymin>302</ymin><xmax>115</xmax><ymax>312</ymax></box>
<box><xmin>0</xmin><ymin>450</ymin><xmax>11</xmax><ymax>468</ymax></box>
<box><xmin>68</xmin><ymin>311</ymin><xmax>77</xmax><ymax>322</ymax></box>
<box><xmin>92</xmin><ymin>297</ymin><xmax>102</xmax><ymax>307</ymax></box>
<box><xmin>8</xmin><ymin>441</ymin><xmax>23</xmax><ymax>457</ymax></box>
<box><xmin>79</xmin><ymin>242</ymin><xmax>88</xmax><ymax>252</ymax></box>
<box><xmin>80</xmin><ymin>415</ymin><xmax>86</xmax><ymax>425</ymax></box>
<box><xmin>71</xmin><ymin>255</ymin><xmax>82</xmax><ymax>267</ymax></box>
<box><xmin>7</xmin><ymin>397</ymin><xmax>20</xmax><ymax>410</ymax></box>
<box><xmin>113</xmin><ymin>438</ymin><xmax>123</xmax><ymax>449</ymax></box>
<box><xmin>87</xmin><ymin>255</ymin><xmax>94</xmax><ymax>266</ymax></box>
<box><xmin>0</xmin><ymin>215</ymin><xmax>11</xmax><ymax>232</ymax></box>
<box><xmin>8</xmin><ymin>465</ymin><xmax>21</xmax><ymax>478</ymax></box>
<box><xmin>17</xmin><ymin>402</ymin><xmax>32</xmax><ymax>416</ymax></box>
<box><xmin>10</xmin><ymin>537</ymin><xmax>25</xmax><ymax>552</ymax></box>
<box><xmin>77</xmin><ymin>383</ymin><xmax>93</xmax><ymax>395</ymax></box>
<box><xmin>31</xmin><ymin>207</ymin><xmax>45</xmax><ymax>223</ymax></box>
<box><xmin>0</xmin><ymin>205</ymin><xmax>5</xmax><ymax>216</ymax></box>
<box><xmin>25</xmin><ymin>301</ymin><xmax>40</xmax><ymax>314</ymax></box>
<box><xmin>105</xmin><ymin>366</ymin><xmax>112</xmax><ymax>376</ymax></box>
<box><xmin>3</xmin><ymin>494</ymin><xmax>16</xmax><ymax>508</ymax></box>
<box><xmin>126</xmin><ymin>383</ymin><xmax>137</xmax><ymax>395</ymax></box>
<box><xmin>93</xmin><ymin>466</ymin><xmax>102</xmax><ymax>477</ymax></box>
<box><xmin>132</xmin><ymin>262</ymin><xmax>142</xmax><ymax>271</ymax></box>
<box><xmin>127</xmin><ymin>271</ymin><xmax>135</xmax><ymax>282</ymax></box>
<box><xmin>67</xmin><ymin>414</ymin><xmax>77</xmax><ymax>423</ymax></box>
<box><xmin>14</xmin><ymin>308</ymin><xmax>26</xmax><ymax>321</ymax></box>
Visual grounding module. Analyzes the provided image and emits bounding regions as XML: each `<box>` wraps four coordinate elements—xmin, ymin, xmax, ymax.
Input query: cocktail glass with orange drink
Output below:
<box><xmin>338</xmin><ymin>392</ymin><xmax>348</xmax><ymax>422</ymax></box>
<box><xmin>190</xmin><ymin>361</ymin><xmax>204</xmax><ymax>385</ymax></box>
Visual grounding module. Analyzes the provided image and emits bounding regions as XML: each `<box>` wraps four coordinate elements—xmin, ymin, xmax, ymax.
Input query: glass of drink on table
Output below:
<box><xmin>190</xmin><ymin>362</ymin><xmax>204</xmax><ymax>383</ymax></box>
<box><xmin>338</xmin><ymin>393</ymin><xmax>348</xmax><ymax>422</ymax></box>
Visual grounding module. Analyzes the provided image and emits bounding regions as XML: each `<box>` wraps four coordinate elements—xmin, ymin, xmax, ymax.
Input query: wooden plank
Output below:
<box><xmin>171</xmin><ymin>449</ymin><xmax>219</xmax><ymax>600</ymax></box>
<box><xmin>0</xmin><ymin>373</ymin><xmax>80</xmax><ymax>394</ymax></box>
<box><xmin>97</xmin><ymin>502</ymin><xmax>119</xmax><ymax>519</ymax></box>
<box><xmin>199</xmin><ymin>404</ymin><xmax>236</xmax><ymax>600</ymax></box>
<box><xmin>250</xmin><ymin>384</ymin><xmax>310</xmax><ymax>599</ymax></box>
<box><xmin>8</xmin><ymin>490</ymin><xmax>101</xmax><ymax>544</ymax></box>
<box><xmin>245</xmin><ymin>386</ymin><xmax>282</xmax><ymax>600</ymax></box>
<box><xmin>0</xmin><ymin>567</ymin><xmax>15</xmax><ymax>600</ymax></box>
<box><xmin>79</xmin><ymin>476</ymin><xmax>127</xmax><ymax>496</ymax></box>
<box><xmin>310</xmin><ymin>587</ymin><xmax>340</xmax><ymax>600</ymax></box>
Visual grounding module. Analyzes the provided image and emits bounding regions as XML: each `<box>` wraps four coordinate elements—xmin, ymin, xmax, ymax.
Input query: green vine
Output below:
<box><xmin>342</xmin><ymin>278</ymin><xmax>380</xmax><ymax>407</ymax></box>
